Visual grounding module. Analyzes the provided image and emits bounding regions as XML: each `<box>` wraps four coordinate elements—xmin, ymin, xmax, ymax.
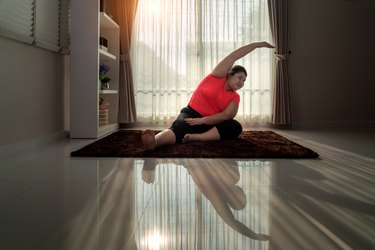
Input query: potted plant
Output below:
<box><xmin>99</xmin><ymin>63</ymin><xmax>111</xmax><ymax>89</ymax></box>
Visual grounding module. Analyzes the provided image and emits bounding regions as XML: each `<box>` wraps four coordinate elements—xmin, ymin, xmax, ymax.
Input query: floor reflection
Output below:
<box><xmin>133</xmin><ymin>159</ymin><xmax>272</xmax><ymax>249</ymax></box>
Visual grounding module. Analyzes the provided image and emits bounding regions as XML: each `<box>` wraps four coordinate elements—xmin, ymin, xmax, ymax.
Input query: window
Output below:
<box><xmin>0</xmin><ymin>0</ymin><xmax>70</xmax><ymax>53</ymax></box>
<box><xmin>132</xmin><ymin>0</ymin><xmax>273</xmax><ymax>124</ymax></box>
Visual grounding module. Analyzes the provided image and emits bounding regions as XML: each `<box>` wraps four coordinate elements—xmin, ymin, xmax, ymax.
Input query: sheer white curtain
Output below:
<box><xmin>131</xmin><ymin>0</ymin><xmax>273</xmax><ymax>124</ymax></box>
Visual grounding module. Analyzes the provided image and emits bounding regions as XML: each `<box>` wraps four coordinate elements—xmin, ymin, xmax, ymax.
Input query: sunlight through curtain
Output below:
<box><xmin>132</xmin><ymin>0</ymin><xmax>273</xmax><ymax>125</ymax></box>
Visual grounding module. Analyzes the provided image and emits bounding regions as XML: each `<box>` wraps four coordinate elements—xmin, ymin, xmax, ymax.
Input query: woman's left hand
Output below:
<box><xmin>184</xmin><ymin>117</ymin><xmax>205</xmax><ymax>126</ymax></box>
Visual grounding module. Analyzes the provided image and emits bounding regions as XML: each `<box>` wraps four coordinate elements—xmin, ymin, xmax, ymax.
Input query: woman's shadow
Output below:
<box><xmin>141</xmin><ymin>158</ymin><xmax>269</xmax><ymax>241</ymax></box>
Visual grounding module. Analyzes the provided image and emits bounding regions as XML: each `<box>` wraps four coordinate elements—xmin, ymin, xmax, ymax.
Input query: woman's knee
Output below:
<box><xmin>216</xmin><ymin>119</ymin><xmax>242</xmax><ymax>139</ymax></box>
<box><xmin>169</xmin><ymin>120</ymin><xmax>189</xmax><ymax>143</ymax></box>
<box><xmin>231</xmin><ymin>119</ymin><xmax>243</xmax><ymax>138</ymax></box>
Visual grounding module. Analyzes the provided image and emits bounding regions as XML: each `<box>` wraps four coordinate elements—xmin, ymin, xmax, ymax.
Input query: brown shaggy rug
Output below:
<box><xmin>71</xmin><ymin>130</ymin><xmax>319</xmax><ymax>159</ymax></box>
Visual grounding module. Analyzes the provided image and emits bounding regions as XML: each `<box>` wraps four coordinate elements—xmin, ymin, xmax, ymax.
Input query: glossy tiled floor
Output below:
<box><xmin>0</xmin><ymin>128</ymin><xmax>374</xmax><ymax>250</ymax></box>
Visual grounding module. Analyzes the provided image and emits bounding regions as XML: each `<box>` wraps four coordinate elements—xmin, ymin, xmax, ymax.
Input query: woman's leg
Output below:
<box><xmin>183</xmin><ymin>127</ymin><xmax>220</xmax><ymax>142</ymax></box>
<box><xmin>142</xmin><ymin>129</ymin><xmax>176</xmax><ymax>151</ymax></box>
<box><xmin>183</xmin><ymin>119</ymin><xmax>242</xmax><ymax>142</ymax></box>
<box><xmin>142</xmin><ymin>107</ymin><xmax>192</xmax><ymax>150</ymax></box>
<box><xmin>169</xmin><ymin>106</ymin><xmax>213</xmax><ymax>143</ymax></box>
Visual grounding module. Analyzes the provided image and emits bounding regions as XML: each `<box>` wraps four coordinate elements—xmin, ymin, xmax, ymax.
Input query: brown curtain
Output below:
<box><xmin>107</xmin><ymin>0</ymin><xmax>138</xmax><ymax>124</ymax></box>
<box><xmin>268</xmin><ymin>0</ymin><xmax>292</xmax><ymax>127</ymax></box>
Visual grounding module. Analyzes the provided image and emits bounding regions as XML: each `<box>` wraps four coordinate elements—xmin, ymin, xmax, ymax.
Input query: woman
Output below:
<box><xmin>142</xmin><ymin>41</ymin><xmax>274</xmax><ymax>151</ymax></box>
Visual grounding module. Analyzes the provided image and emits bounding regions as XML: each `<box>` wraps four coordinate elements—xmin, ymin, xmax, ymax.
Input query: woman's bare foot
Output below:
<box><xmin>142</xmin><ymin>130</ymin><xmax>156</xmax><ymax>151</ymax></box>
<box><xmin>182</xmin><ymin>133</ymin><xmax>201</xmax><ymax>143</ymax></box>
<box><xmin>183</xmin><ymin>128</ymin><xmax>221</xmax><ymax>143</ymax></box>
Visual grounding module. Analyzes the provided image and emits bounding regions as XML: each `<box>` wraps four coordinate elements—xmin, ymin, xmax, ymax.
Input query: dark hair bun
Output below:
<box><xmin>228</xmin><ymin>65</ymin><xmax>247</xmax><ymax>77</ymax></box>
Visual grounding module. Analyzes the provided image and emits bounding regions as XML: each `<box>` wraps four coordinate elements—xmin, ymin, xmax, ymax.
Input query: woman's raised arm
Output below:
<box><xmin>211</xmin><ymin>42</ymin><xmax>274</xmax><ymax>78</ymax></box>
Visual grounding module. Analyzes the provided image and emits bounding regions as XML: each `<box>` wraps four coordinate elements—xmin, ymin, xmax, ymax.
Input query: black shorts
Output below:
<box><xmin>169</xmin><ymin>106</ymin><xmax>243</xmax><ymax>143</ymax></box>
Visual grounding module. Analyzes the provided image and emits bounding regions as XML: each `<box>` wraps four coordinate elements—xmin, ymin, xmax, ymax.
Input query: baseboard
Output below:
<box><xmin>0</xmin><ymin>131</ymin><xmax>69</xmax><ymax>158</ymax></box>
<box><xmin>291</xmin><ymin>121</ymin><xmax>375</xmax><ymax>130</ymax></box>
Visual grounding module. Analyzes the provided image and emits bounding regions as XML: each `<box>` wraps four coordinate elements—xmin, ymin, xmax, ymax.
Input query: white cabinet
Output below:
<box><xmin>70</xmin><ymin>1</ymin><xmax>119</xmax><ymax>138</ymax></box>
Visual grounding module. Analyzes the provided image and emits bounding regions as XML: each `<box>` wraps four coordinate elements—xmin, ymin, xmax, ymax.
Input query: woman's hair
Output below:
<box><xmin>228</xmin><ymin>65</ymin><xmax>247</xmax><ymax>77</ymax></box>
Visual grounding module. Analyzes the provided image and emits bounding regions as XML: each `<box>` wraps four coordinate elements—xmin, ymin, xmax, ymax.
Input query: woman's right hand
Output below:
<box><xmin>256</xmin><ymin>41</ymin><xmax>274</xmax><ymax>49</ymax></box>
<box><xmin>184</xmin><ymin>117</ymin><xmax>205</xmax><ymax>126</ymax></box>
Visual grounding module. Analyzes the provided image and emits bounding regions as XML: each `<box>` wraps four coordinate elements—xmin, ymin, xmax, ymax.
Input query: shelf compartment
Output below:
<box><xmin>99</xmin><ymin>89</ymin><xmax>118</xmax><ymax>94</ymax></box>
<box><xmin>100</xmin><ymin>12</ymin><xmax>119</xmax><ymax>29</ymax></box>
<box><xmin>99</xmin><ymin>49</ymin><xmax>116</xmax><ymax>60</ymax></box>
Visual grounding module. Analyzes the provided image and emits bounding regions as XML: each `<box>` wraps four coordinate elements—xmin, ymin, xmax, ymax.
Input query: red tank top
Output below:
<box><xmin>188</xmin><ymin>74</ymin><xmax>240</xmax><ymax>116</ymax></box>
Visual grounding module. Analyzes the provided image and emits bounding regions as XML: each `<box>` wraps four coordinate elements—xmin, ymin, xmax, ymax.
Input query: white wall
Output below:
<box><xmin>290</xmin><ymin>0</ymin><xmax>375</xmax><ymax>127</ymax></box>
<box><xmin>0</xmin><ymin>37</ymin><xmax>67</xmax><ymax>146</ymax></box>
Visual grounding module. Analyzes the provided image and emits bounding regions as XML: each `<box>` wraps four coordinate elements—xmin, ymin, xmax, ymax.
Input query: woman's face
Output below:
<box><xmin>227</xmin><ymin>72</ymin><xmax>247</xmax><ymax>91</ymax></box>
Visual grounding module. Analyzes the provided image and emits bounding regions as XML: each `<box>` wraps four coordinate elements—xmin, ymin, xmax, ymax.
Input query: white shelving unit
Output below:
<box><xmin>70</xmin><ymin>1</ymin><xmax>119</xmax><ymax>138</ymax></box>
